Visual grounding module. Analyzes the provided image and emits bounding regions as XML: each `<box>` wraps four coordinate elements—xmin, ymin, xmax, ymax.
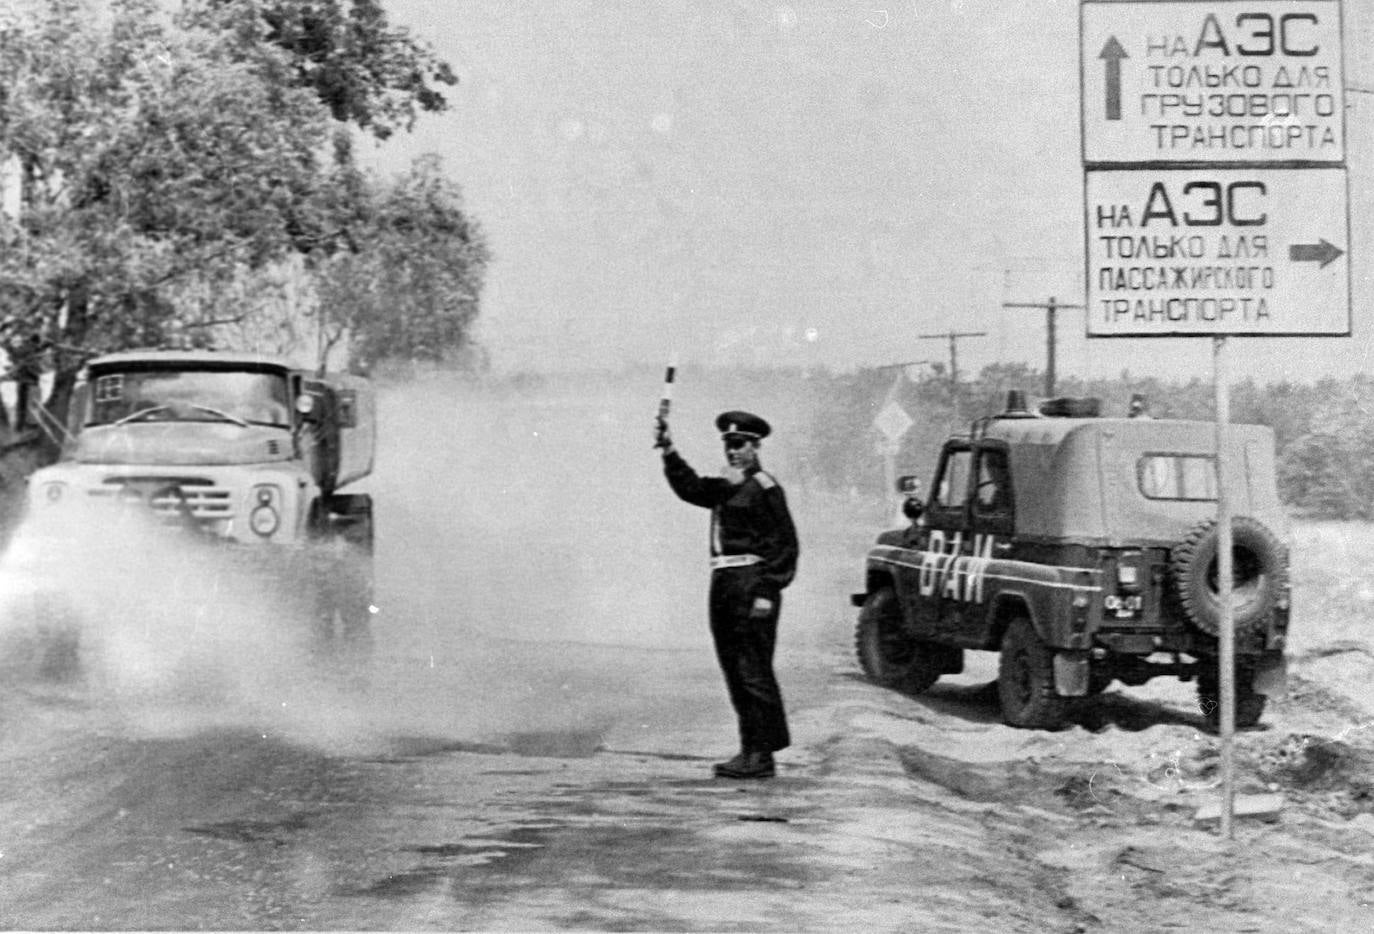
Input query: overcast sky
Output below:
<box><xmin>364</xmin><ymin>0</ymin><xmax>1374</xmax><ymax>383</ymax></box>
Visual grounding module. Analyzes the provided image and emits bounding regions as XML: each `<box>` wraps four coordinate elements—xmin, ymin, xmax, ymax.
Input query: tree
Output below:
<box><xmin>312</xmin><ymin>155</ymin><xmax>489</xmax><ymax>374</ymax></box>
<box><xmin>184</xmin><ymin>0</ymin><xmax>457</xmax><ymax>141</ymax></box>
<box><xmin>1278</xmin><ymin>376</ymin><xmax>1374</xmax><ymax>519</ymax></box>
<box><xmin>0</xmin><ymin>0</ymin><xmax>485</xmax><ymax>457</ymax></box>
<box><xmin>0</xmin><ymin>0</ymin><xmax>343</xmax><ymax>444</ymax></box>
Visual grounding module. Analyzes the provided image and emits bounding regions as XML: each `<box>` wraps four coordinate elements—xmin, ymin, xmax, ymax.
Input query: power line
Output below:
<box><xmin>916</xmin><ymin>331</ymin><xmax>987</xmax><ymax>390</ymax></box>
<box><xmin>1001</xmin><ymin>297</ymin><xmax>1084</xmax><ymax>397</ymax></box>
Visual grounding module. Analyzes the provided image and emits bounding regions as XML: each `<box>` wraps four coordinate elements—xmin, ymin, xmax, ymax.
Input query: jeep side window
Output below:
<box><xmin>1138</xmin><ymin>454</ymin><xmax>1217</xmax><ymax>500</ymax></box>
<box><xmin>973</xmin><ymin>448</ymin><xmax>1012</xmax><ymax>515</ymax></box>
<box><xmin>932</xmin><ymin>448</ymin><xmax>972</xmax><ymax>511</ymax></box>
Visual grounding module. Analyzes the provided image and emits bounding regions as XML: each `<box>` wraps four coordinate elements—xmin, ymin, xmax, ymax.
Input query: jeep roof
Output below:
<box><xmin>962</xmin><ymin>415</ymin><xmax>1284</xmax><ymax>547</ymax></box>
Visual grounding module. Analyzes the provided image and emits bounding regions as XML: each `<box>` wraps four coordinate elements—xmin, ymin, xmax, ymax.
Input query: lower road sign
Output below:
<box><xmin>1085</xmin><ymin>166</ymin><xmax>1349</xmax><ymax>336</ymax></box>
<box><xmin>874</xmin><ymin>399</ymin><xmax>913</xmax><ymax>443</ymax></box>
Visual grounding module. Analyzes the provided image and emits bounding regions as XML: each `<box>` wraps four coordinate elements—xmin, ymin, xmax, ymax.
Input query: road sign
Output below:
<box><xmin>1080</xmin><ymin>0</ymin><xmax>1349</xmax><ymax>843</ymax></box>
<box><xmin>1085</xmin><ymin>165</ymin><xmax>1350</xmax><ymax>335</ymax></box>
<box><xmin>1081</xmin><ymin>0</ymin><xmax>1346</xmax><ymax>165</ymax></box>
<box><xmin>874</xmin><ymin>400</ymin><xmax>913</xmax><ymax>443</ymax></box>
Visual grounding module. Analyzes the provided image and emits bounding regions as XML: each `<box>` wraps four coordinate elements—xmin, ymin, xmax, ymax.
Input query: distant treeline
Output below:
<box><xmin>496</xmin><ymin>362</ymin><xmax>1372</xmax><ymax>520</ymax></box>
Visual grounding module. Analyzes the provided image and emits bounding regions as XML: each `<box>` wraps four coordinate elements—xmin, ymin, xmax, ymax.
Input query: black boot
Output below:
<box><xmin>713</xmin><ymin>751</ymin><xmax>749</xmax><ymax>777</ymax></box>
<box><xmin>714</xmin><ymin>750</ymin><xmax>774</xmax><ymax>779</ymax></box>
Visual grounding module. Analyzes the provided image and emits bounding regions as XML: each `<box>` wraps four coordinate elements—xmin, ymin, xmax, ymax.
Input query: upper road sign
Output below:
<box><xmin>1081</xmin><ymin>0</ymin><xmax>1345</xmax><ymax>165</ymax></box>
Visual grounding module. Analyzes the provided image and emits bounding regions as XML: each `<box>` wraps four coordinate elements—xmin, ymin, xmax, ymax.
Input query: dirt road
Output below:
<box><xmin>2</xmin><ymin>375</ymin><xmax>1373</xmax><ymax>931</ymax></box>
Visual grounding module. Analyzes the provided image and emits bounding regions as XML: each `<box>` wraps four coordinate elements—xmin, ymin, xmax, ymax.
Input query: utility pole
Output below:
<box><xmin>917</xmin><ymin>331</ymin><xmax>987</xmax><ymax>390</ymax></box>
<box><xmin>1001</xmin><ymin>297</ymin><xmax>1085</xmax><ymax>397</ymax></box>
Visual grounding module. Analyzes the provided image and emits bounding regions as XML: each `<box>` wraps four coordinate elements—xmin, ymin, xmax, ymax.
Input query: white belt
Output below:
<box><xmin>711</xmin><ymin>554</ymin><xmax>762</xmax><ymax>570</ymax></box>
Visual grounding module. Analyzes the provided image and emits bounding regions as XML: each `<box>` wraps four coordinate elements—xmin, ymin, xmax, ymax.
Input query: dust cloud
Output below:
<box><xmin>0</xmin><ymin>368</ymin><xmax>870</xmax><ymax>756</ymax></box>
<box><xmin>0</xmin><ymin>502</ymin><xmax>347</xmax><ymax>736</ymax></box>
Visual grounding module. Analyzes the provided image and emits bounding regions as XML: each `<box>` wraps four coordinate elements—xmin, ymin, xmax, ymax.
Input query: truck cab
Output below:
<box><xmin>11</xmin><ymin>350</ymin><xmax>376</xmax><ymax>670</ymax></box>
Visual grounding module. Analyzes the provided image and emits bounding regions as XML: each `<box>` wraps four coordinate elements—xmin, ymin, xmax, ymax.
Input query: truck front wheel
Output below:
<box><xmin>855</xmin><ymin>588</ymin><xmax>939</xmax><ymax>694</ymax></box>
<box><xmin>315</xmin><ymin>552</ymin><xmax>373</xmax><ymax>657</ymax></box>
<box><xmin>997</xmin><ymin>617</ymin><xmax>1068</xmax><ymax>730</ymax></box>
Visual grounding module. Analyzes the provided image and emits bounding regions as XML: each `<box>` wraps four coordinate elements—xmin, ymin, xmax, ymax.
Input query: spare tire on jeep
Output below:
<box><xmin>1170</xmin><ymin>516</ymin><xmax>1287</xmax><ymax>636</ymax></box>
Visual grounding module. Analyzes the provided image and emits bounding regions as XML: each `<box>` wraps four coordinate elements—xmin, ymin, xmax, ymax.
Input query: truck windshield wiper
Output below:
<box><xmin>111</xmin><ymin>405</ymin><xmax>172</xmax><ymax>426</ymax></box>
<box><xmin>110</xmin><ymin>403</ymin><xmax>250</xmax><ymax>428</ymax></box>
<box><xmin>184</xmin><ymin>404</ymin><xmax>250</xmax><ymax>427</ymax></box>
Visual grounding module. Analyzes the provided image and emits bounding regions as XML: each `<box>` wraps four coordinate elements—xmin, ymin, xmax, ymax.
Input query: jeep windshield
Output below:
<box><xmin>85</xmin><ymin>368</ymin><xmax>291</xmax><ymax>429</ymax></box>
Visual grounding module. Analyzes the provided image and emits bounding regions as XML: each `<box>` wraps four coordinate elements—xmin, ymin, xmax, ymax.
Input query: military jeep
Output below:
<box><xmin>850</xmin><ymin>394</ymin><xmax>1290</xmax><ymax>730</ymax></box>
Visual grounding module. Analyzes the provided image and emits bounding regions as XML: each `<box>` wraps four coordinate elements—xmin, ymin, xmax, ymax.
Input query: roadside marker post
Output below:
<box><xmin>1079</xmin><ymin>0</ymin><xmax>1350</xmax><ymax>838</ymax></box>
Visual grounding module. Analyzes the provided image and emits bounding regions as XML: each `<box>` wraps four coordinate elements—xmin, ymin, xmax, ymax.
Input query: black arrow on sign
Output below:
<box><xmin>1288</xmin><ymin>239</ymin><xmax>1345</xmax><ymax>269</ymax></box>
<box><xmin>1100</xmin><ymin>36</ymin><xmax>1128</xmax><ymax>121</ymax></box>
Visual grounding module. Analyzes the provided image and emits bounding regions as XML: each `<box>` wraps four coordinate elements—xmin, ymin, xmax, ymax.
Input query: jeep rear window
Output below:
<box><xmin>1138</xmin><ymin>454</ymin><xmax>1217</xmax><ymax>501</ymax></box>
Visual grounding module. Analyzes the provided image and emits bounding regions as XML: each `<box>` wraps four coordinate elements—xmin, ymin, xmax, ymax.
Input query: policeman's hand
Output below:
<box><xmin>653</xmin><ymin>417</ymin><xmax>673</xmax><ymax>451</ymax></box>
<box><xmin>749</xmin><ymin>596</ymin><xmax>774</xmax><ymax>619</ymax></box>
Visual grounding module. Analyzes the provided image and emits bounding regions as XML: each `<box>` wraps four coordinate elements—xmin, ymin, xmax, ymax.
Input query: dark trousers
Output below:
<box><xmin>708</xmin><ymin>568</ymin><xmax>790</xmax><ymax>753</ymax></box>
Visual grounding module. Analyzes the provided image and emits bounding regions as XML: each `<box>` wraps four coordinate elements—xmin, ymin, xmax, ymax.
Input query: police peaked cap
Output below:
<box><xmin>716</xmin><ymin>410</ymin><xmax>771</xmax><ymax>440</ymax></box>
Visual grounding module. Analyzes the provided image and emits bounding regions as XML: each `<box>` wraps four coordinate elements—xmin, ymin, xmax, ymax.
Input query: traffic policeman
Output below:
<box><xmin>655</xmin><ymin>410</ymin><xmax>799</xmax><ymax>779</ymax></box>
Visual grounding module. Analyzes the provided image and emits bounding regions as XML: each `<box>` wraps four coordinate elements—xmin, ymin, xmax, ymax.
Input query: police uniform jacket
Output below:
<box><xmin>662</xmin><ymin>450</ymin><xmax>799</xmax><ymax>594</ymax></box>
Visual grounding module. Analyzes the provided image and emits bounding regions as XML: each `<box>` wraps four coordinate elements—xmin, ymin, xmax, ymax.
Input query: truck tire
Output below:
<box><xmin>35</xmin><ymin>594</ymin><xmax>81</xmax><ymax>682</ymax></box>
<box><xmin>1170</xmin><ymin>516</ymin><xmax>1286</xmax><ymax>637</ymax></box>
<box><xmin>309</xmin><ymin>496</ymin><xmax>374</xmax><ymax>658</ymax></box>
<box><xmin>1196</xmin><ymin>663</ymin><xmax>1267</xmax><ymax>730</ymax></box>
<box><xmin>315</xmin><ymin>550</ymin><xmax>373</xmax><ymax>657</ymax></box>
<box><xmin>330</xmin><ymin>493</ymin><xmax>374</xmax><ymax>554</ymax></box>
<box><xmin>997</xmin><ymin>617</ymin><xmax>1068</xmax><ymax>730</ymax></box>
<box><xmin>855</xmin><ymin>588</ymin><xmax>939</xmax><ymax>694</ymax></box>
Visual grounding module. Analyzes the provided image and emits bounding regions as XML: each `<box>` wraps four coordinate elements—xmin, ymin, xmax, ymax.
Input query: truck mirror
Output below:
<box><xmin>295</xmin><ymin>394</ymin><xmax>317</xmax><ymax>420</ymax></box>
<box><xmin>336</xmin><ymin>389</ymin><xmax>357</xmax><ymax>429</ymax></box>
<box><xmin>896</xmin><ymin>475</ymin><xmax>921</xmax><ymax>495</ymax></box>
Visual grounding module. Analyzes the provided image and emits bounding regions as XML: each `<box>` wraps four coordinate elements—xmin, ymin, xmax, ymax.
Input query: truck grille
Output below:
<box><xmin>89</xmin><ymin>476</ymin><xmax>233</xmax><ymax>520</ymax></box>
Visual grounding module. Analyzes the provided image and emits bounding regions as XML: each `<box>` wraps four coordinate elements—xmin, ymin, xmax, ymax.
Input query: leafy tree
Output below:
<box><xmin>313</xmin><ymin>154</ymin><xmax>489</xmax><ymax>374</ymax></box>
<box><xmin>0</xmin><ymin>0</ymin><xmax>339</xmax><ymax>443</ymax></box>
<box><xmin>1278</xmin><ymin>376</ymin><xmax>1374</xmax><ymax>519</ymax></box>
<box><xmin>0</xmin><ymin>0</ymin><xmax>484</xmax><ymax>457</ymax></box>
<box><xmin>185</xmin><ymin>0</ymin><xmax>457</xmax><ymax>141</ymax></box>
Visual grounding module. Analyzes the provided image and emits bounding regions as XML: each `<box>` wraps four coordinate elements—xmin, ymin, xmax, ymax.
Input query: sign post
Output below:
<box><xmin>875</xmin><ymin>389</ymin><xmax>914</xmax><ymax>502</ymax></box>
<box><xmin>1214</xmin><ymin>335</ymin><xmax>1236</xmax><ymax>837</ymax></box>
<box><xmin>1080</xmin><ymin>0</ymin><xmax>1348</xmax><ymax>838</ymax></box>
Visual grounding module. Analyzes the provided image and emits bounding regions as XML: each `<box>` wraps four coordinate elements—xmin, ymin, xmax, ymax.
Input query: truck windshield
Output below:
<box><xmin>86</xmin><ymin>369</ymin><xmax>291</xmax><ymax>428</ymax></box>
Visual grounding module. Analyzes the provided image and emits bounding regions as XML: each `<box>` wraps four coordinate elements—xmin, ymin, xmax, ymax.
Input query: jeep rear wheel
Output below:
<box><xmin>1171</xmin><ymin>517</ymin><xmax>1287</xmax><ymax>637</ymax></box>
<box><xmin>855</xmin><ymin>588</ymin><xmax>939</xmax><ymax>694</ymax></box>
<box><xmin>997</xmin><ymin>617</ymin><xmax>1068</xmax><ymax>730</ymax></box>
<box><xmin>1197</xmin><ymin>663</ymin><xmax>1267</xmax><ymax>730</ymax></box>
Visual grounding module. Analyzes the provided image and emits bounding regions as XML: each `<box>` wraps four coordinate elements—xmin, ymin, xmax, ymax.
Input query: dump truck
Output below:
<box><xmin>4</xmin><ymin>349</ymin><xmax>376</xmax><ymax>676</ymax></box>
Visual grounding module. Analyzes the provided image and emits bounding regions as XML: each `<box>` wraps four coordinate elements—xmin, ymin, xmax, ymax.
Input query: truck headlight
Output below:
<box><xmin>250</xmin><ymin>484</ymin><xmax>282</xmax><ymax>537</ymax></box>
<box><xmin>250</xmin><ymin>504</ymin><xmax>280</xmax><ymax>536</ymax></box>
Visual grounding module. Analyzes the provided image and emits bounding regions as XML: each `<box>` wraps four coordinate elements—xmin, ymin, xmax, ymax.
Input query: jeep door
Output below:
<box><xmin>966</xmin><ymin>442</ymin><xmax>1015</xmax><ymax>645</ymax></box>
<box><xmin>907</xmin><ymin>441</ymin><xmax>975</xmax><ymax>638</ymax></box>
